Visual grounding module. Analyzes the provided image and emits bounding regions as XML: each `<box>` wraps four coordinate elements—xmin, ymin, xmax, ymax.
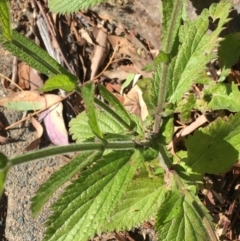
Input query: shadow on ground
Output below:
<box><xmin>0</xmin><ymin>192</ymin><xmax>8</xmax><ymax>241</ymax></box>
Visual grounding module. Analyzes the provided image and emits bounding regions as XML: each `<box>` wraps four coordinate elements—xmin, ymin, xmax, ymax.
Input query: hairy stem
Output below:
<box><xmin>153</xmin><ymin>0</ymin><xmax>182</xmax><ymax>134</ymax></box>
<box><xmin>158</xmin><ymin>144</ymin><xmax>217</xmax><ymax>240</ymax></box>
<box><xmin>153</xmin><ymin>63</ymin><xmax>168</xmax><ymax>133</ymax></box>
<box><xmin>10</xmin><ymin>141</ymin><xmax>137</xmax><ymax>166</ymax></box>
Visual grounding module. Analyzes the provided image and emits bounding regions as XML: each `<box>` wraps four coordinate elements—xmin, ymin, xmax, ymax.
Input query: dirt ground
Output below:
<box><xmin>1</xmin><ymin>0</ymin><xmax>240</xmax><ymax>241</ymax></box>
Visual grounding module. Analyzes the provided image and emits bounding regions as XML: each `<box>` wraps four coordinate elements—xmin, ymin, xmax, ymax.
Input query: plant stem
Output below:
<box><xmin>153</xmin><ymin>0</ymin><xmax>182</xmax><ymax>134</ymax></box>
<box><xmin>172</xmin><ymin>169</ymin><xmax>218</xmax><ymax>241</ymax></box>
<box><xmin>10</xmin><ymin>141</ymin><xmax>137</xmax><ymax>166</ymax></box>
<box><xmin>158</xmin><ymin>144</ymin><xmax>218</xmax><ymax>240</ymax></box>
<box><xmin>153</xmin><ymin>63</ymin><xmax>168</xmax><ymax>133</ymax></box>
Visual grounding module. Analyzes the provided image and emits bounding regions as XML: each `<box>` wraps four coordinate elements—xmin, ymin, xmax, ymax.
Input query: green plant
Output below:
<box><xmin>1</xmin><ymin>0</ymin><xmax>240</xmax><ymax>240</ymax></box>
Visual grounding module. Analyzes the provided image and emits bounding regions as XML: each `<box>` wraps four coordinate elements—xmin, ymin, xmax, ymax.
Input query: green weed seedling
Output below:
<box><xmin>0</xmin><ymin>0</ymin><xmax>239</xmax><ymax>240</ymax></box>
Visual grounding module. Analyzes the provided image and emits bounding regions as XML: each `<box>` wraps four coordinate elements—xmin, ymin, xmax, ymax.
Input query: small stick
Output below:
<box><xmin>34</xmin><ymin>0</ymin><xmax>74</xmax><ymax>74</ymax></box>
<box><xmin>0</xmin><ymin>72</ymin><xmax>23</xmax><ymax>91</ymax></box>
<box><xmin>11</xmin><ymin>57</ymin><xmax>18</xmax><ymax>86</ymax></box>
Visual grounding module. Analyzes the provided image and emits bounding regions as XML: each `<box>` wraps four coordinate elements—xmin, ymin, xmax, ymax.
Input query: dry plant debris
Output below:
<box><xmin>1</xmin><ymin>0</ymin><xmax>240</xmax><ymax>241</ymax></box>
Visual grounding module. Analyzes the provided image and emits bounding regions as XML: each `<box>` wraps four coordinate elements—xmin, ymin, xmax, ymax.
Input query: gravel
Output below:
<box><xmin>5</xmin><ymin>157</ymin><xmax>68</xmax><ymax>241</ymax></box>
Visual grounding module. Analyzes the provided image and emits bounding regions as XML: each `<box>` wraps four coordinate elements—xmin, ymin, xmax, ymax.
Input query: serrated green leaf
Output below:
<box><xmin>159</xmin><ymin>0</ymin><xmax>185</xmax><ymax>112</ymax></box>
<box><xmin>129</xmin><ymin>113</ymin><xmax>144</xmax><ymax>137</ymax></box>
<box><xmin>157</xmin><ymin>190</ymin><xmax>183</xmax><ymax>224</ymax></box>
<box><xmin>42</xmin><ymin>74</ymin><xmax>77</xmax><ymax>92</ymax></box>
<box><xmin>142</xmin><ymin>52</ymin><xmax>170</xmax><ymax>72</ymax></box>
<box><xmin>156</xmin><ymin>189</ymin><xmax>217</xmax><ymax>241</ymax></box>
<box><xmin>105</xmin><ymin>177</ymin><xmax>165</xmax><ymax>232</ymax></box>
<box><xmin>0</xmin><ymin>27</ymin><xmax>5</xmax><ymax>43</ymax></box>
<box><xmin>157</xmin><ymin>144</ymin><xmax>217</xmax><ymax>240</ymax></box>
<box><xmin>3</xmin><ymin>30</ymin><xmax>75</xmax><ymax>78</ymax></box>
<box><xmin>153</xmin><ymin>0</ymin><xmax>183</xmax><ymax>120</ymax></box>
<box><xmin>182</xmin><ymin>111</ymin><xmax>240</xmax><ymax>179</ymax></box>
<box><xmin>206</xmin><ymin>82</ymin><xmax>240</xmax><ymax>111</ymax></box>
<box><xmin>43</xmin><ymin>150</ymin><xmax>141</xmax><ymax>241</ymax></box>
<box><xmin>155</xmin><ymin>51</ymin><xmax>170</xmax><ymax>64</ymax></box>
<box><xmin>137</xmin><ymin>78</ymin><xmax>156</xmax><ymax>116</ymax></box>
<box><xmin>82</xmin><ymin>82</ymin><xmax>103</xmax><ymax>139</ymax></box>
<box><xmin>168</xmin><ymin>10</ymin><xmax>210</xmax><ymax>102</ymax></box>
<box><xmin>49</xmin><ymin>0</ymin><xmax>105</xmax><ymax>14</ymax></box>
<box><xmin>168</xmin><ymin>1</ymin><xmax>232</xmax><ymax>103</ymax></box>
<box><xmin>145</xmin><ymin>158</ymin><xmax>163</xmax><ymax>178</ymax></box>
<box><xmin>98</xmin><ymin>84</ymin><xmax>134</xmax><ymax>128</ymax></box>
<box><xmin>158</xmin><ymin>115</ymin><xmax>174</xmax><ymax>145</ymax></box>
<box><xmin>103</xmin><ymin>133</ymin><xmax>132</xmax><ymax>141</ymax></box>
<box><xmin>201</xmin><ymin>111</ymin><xmax>240</xmax><ymax>159</ymax></box>
<box><xmin>31</xmin><ymin>150</ymin><xmax>103</xmax><ymax>217</ymax></box>
<box><xmin>69</xmin><ymin>109</ymin><xmax>125</xmax><ymax>143</ymax></box>
<box><xmin>185</xmin><ymin>131</ymin><xmax>238</xmax><ymax>176</ymax></box>
<box><xmin>94</xmin><ymin>97</ymin><xmax>135</xmax><ymax>131</ymax></box>
<box><xmin>161</xmin><ymin>0</ymin><xmax>182</xmax><ymax>56</ymax></box>
<box><xmin>176</xmin><ymin>94</ymin><xmax>196</xmax><ymax>122</ymax></box>
<box><xmin>141</xmin><ymin>146</ymin><xmax>159</xmax><ymax>162</ymax></box>
<box><xmin>0</xmin><ymin>0</ymin><xmax>11</xmax><ymax>40</ymax></box>
<box><xmin>218</xmin><ymin>33</ymin><xmax>240</xmax><ymax>81</ymax></box>
<box><xmin>208</xmin><ymin>0</ymin><xmax>231</xmax><ymax>21</ymax></box>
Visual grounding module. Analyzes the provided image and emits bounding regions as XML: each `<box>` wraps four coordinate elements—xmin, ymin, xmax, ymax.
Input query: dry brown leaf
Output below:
<box><xmin>105</xmin><ymin>83</ymin><xmax>124</xmax><ymax>103</ymax></box>
<box><xmin>17</xmin><ymin>62</ymin><xmax>30</xmax><ymax>90</ymax></box>
<box><xmin>202</xmin><ymin>189</ymin><xmax>216</xmax><ymax>208</ymax></box>
<box><xmin>116</xmin><ymin>94</ymin><xmax>125</xmax><ymax>103</ymax></box>
<box><xmin>79</xmin><ymin>28</ymin><xmax>94</xmax><ymax>45</ymax></box>
<box><xmin>131</xmin><ymin>58</ymin><xmax>153</xmax><ymax>78</ymax></box>
<box><xmin>126</xmin><ymin>30</ymin><xmax>149</xmax><ymax>55</ymax></box>
<box><xmin>106</xmin><ymin>83</ymin><xmax>121</xmax><ymax>93</ymax></box>
<box><xmin>115</xmin><ymin>232</ymin><xmax>128</xmax><ymax>241</ymax></box>
<box><xmin>0</xmin><ymin>135</ymin><xmax>15</xmax><ymax>145</ymax></box>
<box><xmin>103</xmin><ymin>69</ymin><xmax>130</xmax><ymax>81</ymax></box>
<box><xmin>90</xmin><ymin>28</ymin><xmax>109</xmax><ymax>79</ymax></box>
<box><xmin>216</xmin><ymin>214</ymin><xmax>230</xmax><ymax>238</ymax></box>
<box><xmin>0</xmin><ymin>121</ymin><xmax>15</xmax><ymax>144</ymax></box>
<box><xmin>168</xmin><ymin>114</ymin><xmax>209</xmax><ymax>154</ymax></box>
<box><xmin>0</xmin><ymin>91</ymin><xmax>46</xmax><ymax>111</ymax></box>
<box><xmin>180</xmin><ymin>114</ymin><xmax>208</xmax><ymax>136</ymax></box>
<box><xmin>108</xmin><ymin>35</ymin><xmax>153</xmax><ymax>78</ymax></box>
<box><xmin>108</xmin><ymin>35</ymin><xmax>140</xmax><ymax>60</ymax></box>
<box><xmin>119</xmin><ymin>64</ymin><xmax>138</xmax><ymax>74</ymax></box>
<box><xmin>24</xmin><ymin>117</ymin><xmax>43</xmax><ymax>151</ymax></box>
<box><xmin>29</xmin><ymin>68</ymin><xmax>44</xmax><ymax>90</ymax></box>
<box><xmin>123</xmin><ymin>85</ymin><xmax>148</xmax><ymax>121</ymax></box>
<box><xmin>2</xmin><ymin>77</ymin><xmax>10</xmax><ymax>89</ymax></box>
<box><xmin>12</xmin><ymin>61</ymin><xmax>42</xmax><ymax>91</ymax></box>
